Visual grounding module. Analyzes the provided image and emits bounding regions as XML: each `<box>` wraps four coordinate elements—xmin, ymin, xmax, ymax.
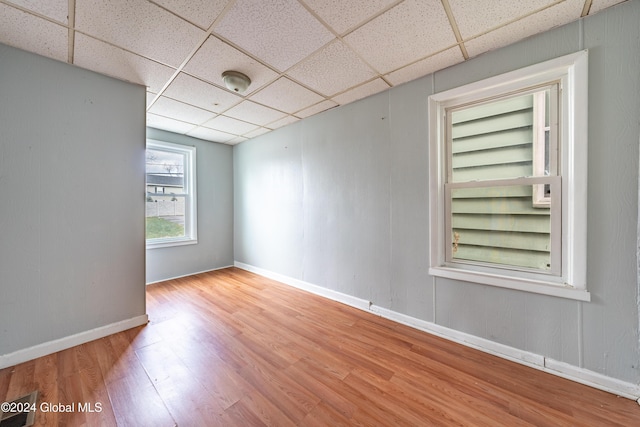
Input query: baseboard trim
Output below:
<box><xmin>234</xmin><ymin>261</ymin><xmax>640</xmax><ymax>402</ymax></box>
<box><xmin>234</xmin><ymin>262</ymin><xmax>371</xmax><ymax>311</ymax></box>
<box><xmin>146</xmin><ymin>265</ymin><xmax>235</xmax><ymax>285</ymax></box>
<box><xmin>0</xmin><ymin>314</ymin><xmax>149</xmax><ymax>369</ymax></box>
<box><xmin>369</xmin><ymin>304</ymin><xmax>546</xmax><ymax>368</ymax></box>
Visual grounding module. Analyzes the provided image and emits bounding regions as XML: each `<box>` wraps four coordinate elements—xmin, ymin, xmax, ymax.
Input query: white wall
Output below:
<box><xmin>0</xmin><ymin>43</ymin><xmax>147</xmax><ymax>364</ymax></box>
<box><xmin>234</xmin><ymin>1</ymin><xmax>640</xmax><ymax>388</ymax></box>
<box><xmin>145</xmin><ymin>128</ymin><xmax>234</xmax><ymax>284</ymax></box>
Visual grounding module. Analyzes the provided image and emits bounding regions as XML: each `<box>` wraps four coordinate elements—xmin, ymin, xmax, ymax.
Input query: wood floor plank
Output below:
<box><xmin>135</xmin><ymin>343</ymin><xmax>227</xmax><ymax>426</ymax></box>
<box><xmin>2</xmin><ymin>267</ymin><xmax>640</xmax><ymax>426</ymax></box>
<box><xmin>221</xmin><ymin>399</ymin><xmax>269</xmax><ymax>427</ymax></box>
<box><xmin>285</xmin><ymin>361</ymin><xmax>358</xmax><ymax>419</ymax></box>
<box><xmin>238</xmin><ymin>352</ymin><xmax>321</xmax><ymax>423</ymax></box>
<box><xmin>33</xmin><ymin>354</ymin><xmax>59</xmax><ymax>426</ymax></box>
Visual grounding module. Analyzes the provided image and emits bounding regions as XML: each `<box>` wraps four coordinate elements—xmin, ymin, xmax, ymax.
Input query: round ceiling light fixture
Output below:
<box><xmin>222</xmin><ymin>70</ymin><xmax>251</xmax><ymax>93</ymax></box>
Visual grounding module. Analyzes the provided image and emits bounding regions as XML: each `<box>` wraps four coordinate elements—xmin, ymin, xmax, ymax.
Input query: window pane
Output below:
<box><xmin>450</xmin><ymin>93</ymin><xmax>534</xmax><ymax>183</ymax></box>
<box><xmin>450</xmin><ymin>184</ymin><xmax>551</xmax><ymax>271</ymax></box>
<box><xmin>449</xmin><ymin>88</ymin><xmax>556</xmax><ymax>184</ymax></box>
<box><xmin>146</xmin><ymin>148</ymin><xmax>186</xmax><ymax>240</ymax></box>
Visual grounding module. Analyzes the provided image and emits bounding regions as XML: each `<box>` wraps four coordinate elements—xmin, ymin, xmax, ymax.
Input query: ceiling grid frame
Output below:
<box><xmin>0</xmin><ymin>0</ymin><xmax>625</xmax><ymax>143</ymax></box>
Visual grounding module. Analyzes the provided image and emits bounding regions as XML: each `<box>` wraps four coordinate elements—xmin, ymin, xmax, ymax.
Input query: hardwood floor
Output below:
<box><xmin>2</xmin><ymin>268</ymin><xmax>639</xmax><ymax>426</ymax></box>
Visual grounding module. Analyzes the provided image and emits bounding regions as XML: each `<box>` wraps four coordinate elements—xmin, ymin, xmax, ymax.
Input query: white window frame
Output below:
<box><xmin>532</xmin><ymin>90</ymin><xmax>553</xmax><ymax>207</ymax></box>
<box><xmin>146</xmin><ymin>139</ymin><xmax>197</xmax><ymax>249</ymax></box>
<box><xmin>428</xmin><ymin>51</ymin><xmax>589</xmax><ymax>301</ymax></box>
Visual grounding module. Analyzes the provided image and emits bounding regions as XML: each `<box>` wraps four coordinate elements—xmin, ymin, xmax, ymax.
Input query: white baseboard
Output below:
<box><xmin>0</xmin><ymin>314</ymin><xmax>149</xmax><ymax>369</ymax></box>
<box><xmin>544</xmin><ymin>359</ymin><xmax>640</xmax><ymax>401</ymax></box>
<box><xmin>234</xmin><ymin>262</ymin><xmax>640</xmax><ymax>402</ymax></box>
<box><xmin>146</xmin><ymin>265</ymin><xmax>235</xmax><ymax>285</ymax></box>
<box><xmin>234</xmin><ymin>262</ymin><xmax>371</xmax><ymax>311</ymax></box>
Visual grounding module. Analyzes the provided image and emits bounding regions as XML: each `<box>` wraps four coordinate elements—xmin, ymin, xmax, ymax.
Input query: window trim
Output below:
<box><xmin>146</xmin><ymin>139</ymin><xmax>198</xmax><ymax>249</ymax></box>
<box><xmin>531</xmin><ymin>89</ymin><xmax>554</xmax><ymax>207</ymax></box>
<box><xmin>428</xmin><ymin>50</ymin><xmax>589</xmax><ymax>301</ymax></box>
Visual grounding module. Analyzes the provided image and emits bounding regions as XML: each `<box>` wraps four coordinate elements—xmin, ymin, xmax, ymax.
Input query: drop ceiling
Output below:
<box><xmin>0</xmin><ymin>0</ymin><xmax>627</xmax><ymax>145</ymax></box>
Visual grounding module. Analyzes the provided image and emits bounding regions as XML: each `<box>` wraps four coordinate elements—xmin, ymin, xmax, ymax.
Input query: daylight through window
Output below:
<box><xmin>146</xmin><ymin>140</ymin><xmax>197</xmax><ymax>248</ymax></box>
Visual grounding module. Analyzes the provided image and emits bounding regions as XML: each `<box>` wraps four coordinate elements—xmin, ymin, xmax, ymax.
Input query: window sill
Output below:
<box><xmin>146</xmin><ymin>238</ymin><xmax>198</xmax><ymax>250</ymax></box>
<box><xmin>429</xmin><ymin>266</ymin><xmax>590</xmax><ymax>301</ymax></box>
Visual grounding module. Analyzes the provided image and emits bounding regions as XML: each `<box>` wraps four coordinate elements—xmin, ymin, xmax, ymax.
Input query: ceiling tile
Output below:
<box><xmin>302</xmin><ymin>0</ymin><xmax>398</xmax><ymax>35</ymax></box>
<box><xmin>147</xmin><ymin>113</ymin><xmax>196</xmax><ymax>134</ymax></box>
<box><xmin>203</xmin><ymin>115</ymin><xmax>259</xmax><ymax>135</ymax></box>
<box><xmin>464</xmin><ymin>0</ymin><xmax>584</xmax><ymax>58</ymax></box>
<box><xmin>295</xmin><ymin>100</ymin><xmax>338</xmax><ymax>118</ymax></box>
<box><xmin>187</xmin><ymin>126</ymin><xmax>236</xmax><ymax>143</ymax></box>
<box><xmin>344</xmin><ymin>0</ymin><xmax>457</xmax><ymax>74</ymax></box>
<box><xmin>162</xmin><ymin>73</ymin><xmax>242</xmax><ymax>112</ymax></box>
<box><xmin>244</xmin><ymin>127</ymin><xmax>271</xmax><ymax>138</ymax></box>
<box><xmin>267</xmin><ymin>115</ymin><xmax>299</xmax><ymax>129</ymax></box>
<box><xmin>385</xmin><ymin>47</ymin><xmax>464</xmax><ymax>86</ymax></box>
<box><xmin>0</xmin><ymin>4</ymin><xmax>67</xmax><ymax>62</ymax></box>
<box><xmin>287</xmin><ymin>40</ymin><xmax>377</xmax><ymax>96</ymax></box>
<box><xmin>589</xmin><ymin>0</ymin><xmax>628</xmax><ymax>14</ymax></box>
<box><xmin>148</xmin><ymin>96</ymin><xmax>216</xmax><ymax>125</ymax></box>
<box><xmin>449</xmin><ymin>0</ymin><xmax>556</xmax><ymax>40</ymax></box>
<box><xmin>147</xmin><ymin>92</ymin><xmax>157</xmax><ymax>108</ymax></box>
<box><xmin>224</xmin><ymin>101</ymin><xmax>287</xmax><ymax>126</ymax></box>
<box><xmin>74</xmin><ymin>33</ymin><xmax>176</xmax><ymax>94</ymax></box>
<box><xmin>249</xmin><ymin>78</ymin><xmax>325</xmax><ymax>114</ymax></box>
<box><xmin>75</xmin><ymin>0</ymin><xmax>204</xmax><ymax>67</ymax></box>
<box><xmin>213</xmin><ymin>0</ymin><xmax>335</xmax><ymax>71</ymax></box>
<box><xmin>8</xmin><ymin>0</ymin><xmax>68</xmax><ymax>24</ymax></box>
<box><xmin>332</xmin><ymin>78</ymin><xmax>390</xmax><ymax>105</ymax></box>
<box><xmin>227</xmin><ymin>136</ymin><xmax>249</xmax><ymax>145</ymax></box>
<box><xmin>150</xmin><ymin>0</ymin><xmax>230</xmax><ymax>29</ymax></box>
<box><xmin>183</xmin><ymin>36</ymin><xmax>279</xmax><ymax>94</ymax></box>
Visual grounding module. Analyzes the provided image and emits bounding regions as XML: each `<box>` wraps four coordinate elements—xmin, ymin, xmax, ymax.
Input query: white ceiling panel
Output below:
<box><xmin>183</xmin><ymin>35</ymin><xmax>279</xmax><ymax>94</ymax></box>
<box><xmin>288</xmin><ymin>40</ymin><xmax>377</xmax><ymax>96</ymax></box>
<box><xmin>227</xmin><ymin>136</ymin><xmax>249</xmax><ymax>145</ymax></box>
<box><xmin>590</xmin><ymin>0</ymin><xmax>627</xmax><ymax>14</ymax></box>
<box><xmin>75</xmin><ymin>0</ymin><xmax>204</xmax><ymax>67</ymax></box>
<box><xmin>74</xmin><ymin>33</ymin><xmax>176</xmax><ymax>94</ymax></box>
<box><xmin>344</xmin><ymin>0</ymin><xmax>457</xmax><ymax>74</ymax></box>
<box><xmin>150</xmin><ymin>0</ymin><xmax>230</xmax><ymax>30</ymax></box>
<box><xmin>464</xmin><ymin>0</ymin><xmax>584</xmax><ymax>58</ymax></box>
<box><xmin>147</xmin><ymin>113</ymin><xmax>197</xmax><ymax>134</ymax></box>
<box><xmin>187</xmin><ymin>126</ymin><xmax>236</xmax><ymax>142</ymax></box>
<box><xmin>267</xmin><ymin>115</ymin><xmax>300</xmax><ymax>129</ymax></box>
<box><xmin>302</xmin><ymin>0</ymin><xmax>398</xmax><ymax>35</ymax></box>
<box><xmin>203</xmin><ymin>115</ymin><xmax>260</xmax><ymax>135</ymax></box>
<box><xmin>0</xmin><ymin>5</ymin><xmax>67</xmax><ymax>62</ymax></box>
<box><xmin>2</xmin><ymin>0</ymin><xmax>627</xmax><ymax>145</ymax></box>
<box><xmin>449</xmin><ymin>0</ymin><xmax>557</xmax><ymax>40</ymax></box>
<box><xmin>148</xmin><ymin>96</ymin><xmax>216</xmax><ymax>125</ymax></box>
<box><xmin>296</xmin><ymin>100</ymin><xmax>338</xmax><ymax>118</ymax></box>
<box><xmin>332</xmin><ymin>78</ymin><xmax>390</xmax><ymax>105</ymax></box>
<box><xmin>162</xmin><ymin>73</ymin><xmax>243</xmax><ymax>113</ymax></box>
<box><xmin>224</xmin><ymin>101</ymin><xmax>288</xmax><ymax>126</ymax></box>
<box><xmin>385</xmin><ymin>47</ymin><xmax>464</xmax><ymax>86</ymax></box>
<box><xmin>147</xmin><ymin>92</ymin><xmax>157</xmax><ymax>108</ymax></box>
<box><xmin>249</xmin><ymin>77</ymin><xmax>324</xmax><ymax>114</ymax></box>
<box><xmin>213</xmin><ymin>0</ymin><xmax>335</xmax><ymax>71</ymax></box>
<box><xmin>244</xmin><ymin>127</ymin><xmax>271</xmax><ymax>138</ymax></box>
<box><xmin>8</xmin><ymin>0</ymin><xmax>68</xmax><ymax>24</ymax></box>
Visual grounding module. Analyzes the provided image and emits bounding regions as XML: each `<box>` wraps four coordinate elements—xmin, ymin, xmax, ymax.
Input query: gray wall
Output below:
<box><xmin>0</xmin><ymin>43</ymin><xmax>146</xmax><ymax>356</ymax></box>
<box><xmin>234</xmin><ymin>1</ymin><xmax>640</xmax><ymax>385</ymax></box>
<box><xmin>146</xmin><ymin>128</ymin><xmax>234</xmax><ymax>284</ymax></box>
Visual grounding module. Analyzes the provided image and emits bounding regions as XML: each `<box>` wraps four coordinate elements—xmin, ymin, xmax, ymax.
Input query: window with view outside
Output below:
<box><xmin>146</xmin><ymin>140</ymin><xmax>197</xmax><ymax>248</ymax></box>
